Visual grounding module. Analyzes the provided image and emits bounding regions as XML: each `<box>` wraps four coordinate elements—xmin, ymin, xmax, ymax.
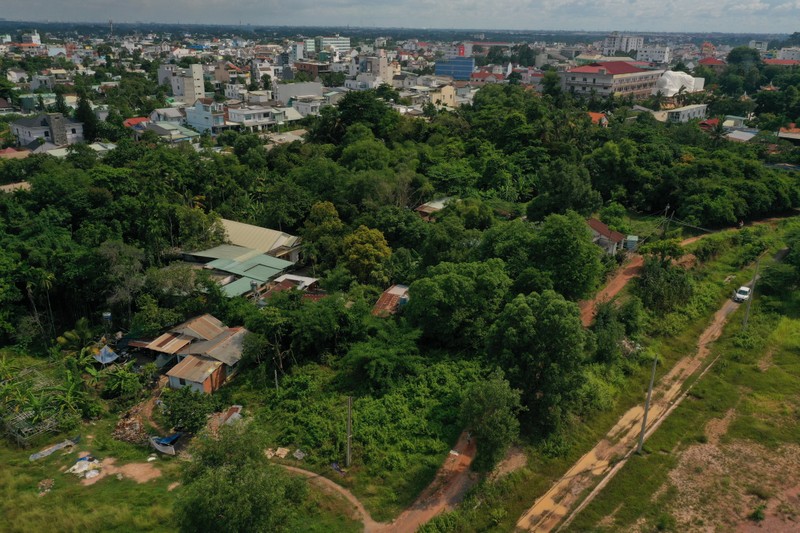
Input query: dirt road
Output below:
<box><xmin>579</xmin><ymin>255</ymin><xmax>644</xmax><ymax>326</ymax></box>
<box><xmin>277</xmin><ymin>465</ymin><xmax>386</xmax><ymax>532</ymax></box>
<box><xmin>516</xmin><ymin>297</ymin><xmax>740</xmax><ymax>532</ymax></box>
<box><xmin>277</xmin><ymin>431</ymin><xmax>477</xmax><ymax>533</ymax></box>
<box><xmin>387</xmin><ymin>431</ymin><xmax>477</xmax><ymax>533</ymax></box>
<box><xmin>579</xmin><ymin>232</ymin><xmax>717</xmax><ymax>327</ymax></box>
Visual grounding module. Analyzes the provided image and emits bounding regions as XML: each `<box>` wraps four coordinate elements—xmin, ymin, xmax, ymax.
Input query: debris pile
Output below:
<box><xmin>37</xmin><ymin>478</ymin><xmax>54</xmax><ymax>496</ymax></box>
<box><xmin>112</xmin><ymin>409</ymin><xmax>148</xmax><ymax>445</ymax></box>
<box><xmin>67</xmin><ymin>456</ymin><xmax>101</xmax><ymax>479</ymax></box>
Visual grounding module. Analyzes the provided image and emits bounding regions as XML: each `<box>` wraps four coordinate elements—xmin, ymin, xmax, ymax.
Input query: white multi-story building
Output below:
<box><xmin>666</xmin><ymin>104</ymin><xmax>708</xmax><ymax>123</ymax></box>
<box><xmin>21</xmin><ymin>30</ymin><xmax>41</xmax><ymax>45</ymax></box>
<box><xmin>314</xmin><ymin>35</ymin><xmax>351</xmax><ymax>54</ymax></box>
<box><xmin>602</xmin><ymin>33</ymin><xmax>644</xmax><ymax>56</ymax></box>
<box><xmin>157</xmin><ymin>64</ymin><xmax>205</xmax><ymax>105</ymax></box>
<box><xmin>561</xmin><ymin>61</ymin><xmax>663</xmax><ymax>99</ymax></box>
<box><xmin>637</xmin><ymin>46</ymin><xmax>671</xmax><ymax>64</ymax></box>
<box><xmin>292</xmin><ymin>95</ymin><xmax>325</xmax><ymax>117</ymax></box>
<box><xmin>749</xmin><ymin>40</ymin><xmax>769</xmax><ymax>53</ymax></box>
<box><xmin>185</xmin><ymin>98</ymin><xmax>227</xmax><ymax>134</ymax></box>
<box><xmin>778</xmin><ymin>48</ymin><xmax>800</xmax><ymax>61</ymax></box>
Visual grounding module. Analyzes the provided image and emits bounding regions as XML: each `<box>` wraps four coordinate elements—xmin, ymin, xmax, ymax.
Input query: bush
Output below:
<box><xmin>162</xmin><ymin>386</ymin><xmax>220</xmax><ymax>433</ymax></box>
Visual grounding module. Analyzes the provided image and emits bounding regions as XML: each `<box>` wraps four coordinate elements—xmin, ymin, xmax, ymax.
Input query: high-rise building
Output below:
<box><xmin>434</xmin><ymin>57</ymin><xmax>475</xmax><ymax>81</ymax></box>
<box><xmin>602</xmin><ymin>32</ymin><xmax>644</xmax><ymax>56</ymax></box>
<box><xmin>314</xmin><ymin>35</ymin><xmax>351</xmax><ymax>54</ymax></box>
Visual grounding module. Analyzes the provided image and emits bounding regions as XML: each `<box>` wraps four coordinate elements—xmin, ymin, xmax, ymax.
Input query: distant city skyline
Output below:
<box><xmin>2</xmin><ymin>0</ymin><xmax>799</xmax><ymax>35</ymax></box>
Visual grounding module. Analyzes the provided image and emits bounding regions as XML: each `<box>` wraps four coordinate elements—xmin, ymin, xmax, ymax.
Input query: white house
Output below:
<box><xmin>6</xmin><ymin>68</ymin><xmax>27</xmax><ymax>84</ymax></box>
<box><xmin>11</xmin><ymin>113</ymin><xmax>84</xmax><ymax>147</ymax></box>
<box><xmin>666</xmin><ymin>104</ymin><xmax>708</xmax><ymax>123</ymax></box>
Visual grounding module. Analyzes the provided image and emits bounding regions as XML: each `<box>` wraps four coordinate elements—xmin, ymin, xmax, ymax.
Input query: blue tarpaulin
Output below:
<box><xmin>93</xmin><ymin>345</ymin><xmax>119</xmax><ymax>365</ymax></box>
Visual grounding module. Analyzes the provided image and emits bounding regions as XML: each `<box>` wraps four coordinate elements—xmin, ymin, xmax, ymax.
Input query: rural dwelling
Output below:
<box><xmin>415</xmin><ymin>197</ymin><xmax>454</xmax><ymax>221</ymax></box>
<box><xmin>221</xmin><ymin>218</ymin><xmax>302</xmax><ymax>262</ymax></box>
<box><xmin>372</xmin><ymin>284</ymin><xmax>410</xmax><ymax>317</ymax></box>
<box><xmin>153</xmin><ymin>315</ymin><xmax>249</xmax><ymax>394</ymax></box>
<box><xmin>587</xmin><ymin>218</ymin><xmax>625</xmax><ymax>255</ymax></box>
<box><xmin>142</xmin><ymin>314</ymin><xmax>247</xmax><ymax>393</ymax></box>
<box><xmin>167</xmin><ymin>356</ymin><xmax>225</xmax><ymax>394</ymax></box>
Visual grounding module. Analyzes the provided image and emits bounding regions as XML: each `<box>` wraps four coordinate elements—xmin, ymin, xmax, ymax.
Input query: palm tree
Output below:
<box><xmin>676</xmin><ymin>85</ymin><xmax>688</xmax><ymax>107</ymax></box>
<box><xmin>57</xmin><ymin>318</ymin><xmax>94</xmax><ymax>356</ymax></box>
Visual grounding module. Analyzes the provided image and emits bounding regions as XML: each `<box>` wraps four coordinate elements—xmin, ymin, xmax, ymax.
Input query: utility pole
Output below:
<box><xmin>346</xmin><ymin>396</ymin><xmax>352</xmax><ymax>468</ymax></box>
<box><xmin>742</xmin><ymin>258</ymin><xmax>760</xmax><ymax>331</ymax></box>
<box><xmin>637</xmin><ymin>353</ymin><xmax>659</xmax><ymax>454</ymax></box>
<box><xmin>662</xmin><ymin>204</ymin><xmax>670</xmax><ymax>238</ymax></box>
<box><xmin>274</xmin><ymin>368</ymin><xmax>279</xmax><ymax>391</ymax></box>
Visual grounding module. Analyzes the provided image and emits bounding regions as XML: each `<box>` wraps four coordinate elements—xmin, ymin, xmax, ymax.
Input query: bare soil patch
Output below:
<box><xmin>81</xmin><ymin>457</ymin><xmax>162</xmax><ymax>486</ymax></box>
<box><xmin>667</xmin><ymin>442</ymin><xmax>800</xmax><ymax>532</ymax></box>
<box><xmin>705</xmin><ymin>409</ymin><xmax>736</xmax><ymax>446</ymax></box>
<box><xmin>490</xmin><ymin>445</ymin><xmax>527</xmax><ymax>481</ymax></box>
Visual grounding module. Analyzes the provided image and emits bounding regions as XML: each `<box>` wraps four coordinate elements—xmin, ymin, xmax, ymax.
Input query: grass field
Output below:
<box><xmin>564</xmin><ymin>254</ymin><xmax>800</xmax><ymax>530</ymax></box>
<box><xmin>1</xmin><ymin>381</ymin><xmax>361</xmax><ymax>532</ymax></box>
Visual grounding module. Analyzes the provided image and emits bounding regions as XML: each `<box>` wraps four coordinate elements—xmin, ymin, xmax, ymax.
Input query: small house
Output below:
<box><xmin>372</xmin><ymin>284</ymin><xmax>410</xmax><ymax>317</ymax></box>
<box><xmin>587</xmin><ymin>218</ymin><xmax>625</xmax><ymax>255</ymax></box>
<box><xmin>145</xmin><ymin>314</ymin><xmax>248</xmax><ymax>394</ymax></box>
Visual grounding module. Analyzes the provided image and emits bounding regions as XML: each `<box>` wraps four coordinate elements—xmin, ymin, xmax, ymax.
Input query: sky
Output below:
<box><xmin>4</xmin><ymin>0</ymin><xmax>799</xmax><ymax>34</ymax></box>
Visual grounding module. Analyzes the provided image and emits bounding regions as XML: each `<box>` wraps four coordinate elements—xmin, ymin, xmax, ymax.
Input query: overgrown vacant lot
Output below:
<box><xmin>0</xmin><ymin>405</ymin><xmax>360</xmax><ymax>533</ymax></box>
<box><xmin>566</xmin><ymin>291</ymin><xmax>800</xmax><ymax>532</ymax></box>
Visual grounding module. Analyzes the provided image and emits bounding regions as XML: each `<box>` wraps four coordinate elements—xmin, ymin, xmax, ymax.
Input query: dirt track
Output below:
<box><xmin>276</xmin><ymin>431</ymin><xmax>477</xmax><ymax>533</ymax></box>
<box><xmin>579</xmin><ymin>255</ymin><xmax>644</xmax><ymax>326</ymax></box>
<box><xmin>516</xmin><ymin>296</ymin><xmax>740</xmax><ymax>532</ymax></box>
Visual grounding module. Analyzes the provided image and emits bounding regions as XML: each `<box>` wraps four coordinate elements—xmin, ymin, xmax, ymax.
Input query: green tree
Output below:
<box><xmin>461</xmin><ymin>369</ymin><xmax>523</xmax><ymax>471</ymax></box>
<box><xmin>177</xmin><ymin>425</ymin><xmax>306</xmax><ymax>533</ymax></box>
<box><xmin>406</xmin><ymin>259</ymin><xmax>511</xmax><ymax>348</ymax></box>
<box><xmin>488</xmin><ymin>290</ymin><xmax>587</xmax><ymax>433</ymax></box>
<box><xmin>533</xmin><ymin>211</ymin><xmax>603</xmax><ymax>300</ymax></box>
<box><xmin>302</xmin><ymin>201</ymin><xmax>346</xmax><ymax>271</ymax></box>
<box><xmin>161</xmin><ymin>386</ymin><xmax>218</xmax><ymax>433</ymax></box>
<box><xmin>527</xmin><ymin>161</ymin><xmax>601</xmax><ymax>221</ymax></box>
<box><xmin>75</xmin><ymin>90</ymin><xmax>98</xmax><ymax>142</ymax></box>
<box><xmin>343</xmin><ymin>225</ymin><xmax>392</xmax><ymax>286</ymax></box>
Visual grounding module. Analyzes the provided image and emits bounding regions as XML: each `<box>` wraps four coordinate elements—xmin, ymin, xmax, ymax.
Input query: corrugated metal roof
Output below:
<box><xmin>191</xmin><ymin>244</ymin><xmax>263</xmax><ymax>262</ymax></box>
<box><xmin>147</xmin><ymin>332</ymin><xmax>193</xmax><ymax>354</ymax></box>
<box><xmin>178</xmin><ymin>327</ymin><xmax>247</xmax><ymax>366</ymax></box>
<box><xmin>221</xmin><ymin>277</ymin><xmax>258</xmax><ymax>297</ymax></box>
<box><xmin>174</xmin><ymin>314</ymin><xmax>226</xmax><ymax>341</ymax></box>
<box><xmin>167</xmin><ymin>355</ymin><xmax>222</xmax><ymax>383</ymax></box>
<box><xmin>221</xmin><ymin>219</ymin><xmax>299</xmax><ymax>254</ymax></box>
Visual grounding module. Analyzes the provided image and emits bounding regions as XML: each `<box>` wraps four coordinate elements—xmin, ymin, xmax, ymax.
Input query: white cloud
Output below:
<box><xmin>4</xmin><ymin>0</ymin><xmax>800</xmax><ymax>32</ymax></box>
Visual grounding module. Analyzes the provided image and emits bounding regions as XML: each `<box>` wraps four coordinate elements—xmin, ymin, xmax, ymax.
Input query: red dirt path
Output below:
<box><xmin>579</xmin><ymin>255</ymin><xmax>644</xmax><ymax>327</ymax></box>
<box><xmin>276</xmin><ymin>431</ymin><xmax>477</xmax><ymax>533</ymax></box>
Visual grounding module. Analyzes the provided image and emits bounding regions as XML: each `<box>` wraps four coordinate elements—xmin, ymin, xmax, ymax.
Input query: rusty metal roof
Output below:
<box><xmin>167</xmin><ymin>355</ymin><xmax>222</xmax><ymax>384</ymax></box>
<box><xmin>146</xmin><ymin>332</ymin><xmax>193</xmax><ymax>354</ymax></box>
<box><xmin>173</xmin><ymin>314</ymin><xmax>226</xmax><ymax>341</ymax></box>
<box><xmin>177</xmin><ymin>327</ymin><xmax>247</xmax><ymax>366</ymax></box>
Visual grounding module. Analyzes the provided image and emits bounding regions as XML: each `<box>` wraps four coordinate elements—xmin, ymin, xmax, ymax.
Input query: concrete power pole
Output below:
<box><xmin>346</xmin><ymin>396</ymin><xmax>352</xmax><ymax>468</ymax></box>
<box><xmin>637</xmin><ymin>353</ymin><xmax>659</xmax><ymax>454</ymax></box>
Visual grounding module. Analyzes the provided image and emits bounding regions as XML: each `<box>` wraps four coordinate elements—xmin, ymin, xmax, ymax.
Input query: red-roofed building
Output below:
<box><xmin>123</xmin><ymin>117</ymin><xmax>150</xmax><ymax>130</ymax></box>
<box><xmin>587</xmin><ymin>218</ymin><xmax>626</xmax><ymax>255</ymax></box>
<box><xmin>470</xmin><ymin>71</ymin><xmax>502</xmax><ymax>83</ymax></box>
<box><xmin>372</xmin><ymin>284</ymin><xmax>410</xmax><ymax>317</ymax></box>
<box><xmin>588</xmin><ymin>112</ymin><xmax>608</xmax><ymax>127</ymax></box>
<box><xmin>764</xmin><ymin>59</ymin><xmax>800</xmax><ymax>67</ymax></box>
<box><xmin>699</xmin><ymin>118</ymin><xmax>720</xmax><ymax>131</ymax></box>
<box><xmin>561</xmin><ymin>62</ymin><xmax>663</xmax><ymax>99</ymax></box>
<box><xmin>778</xmin><ymin>123</ymin><xmax>800</xmax><ymax>145</ymax></box>
<box><xmin>698</xmin><ymin>57</ymin><xmax>726</xmax><ymax>74</ymax></box>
